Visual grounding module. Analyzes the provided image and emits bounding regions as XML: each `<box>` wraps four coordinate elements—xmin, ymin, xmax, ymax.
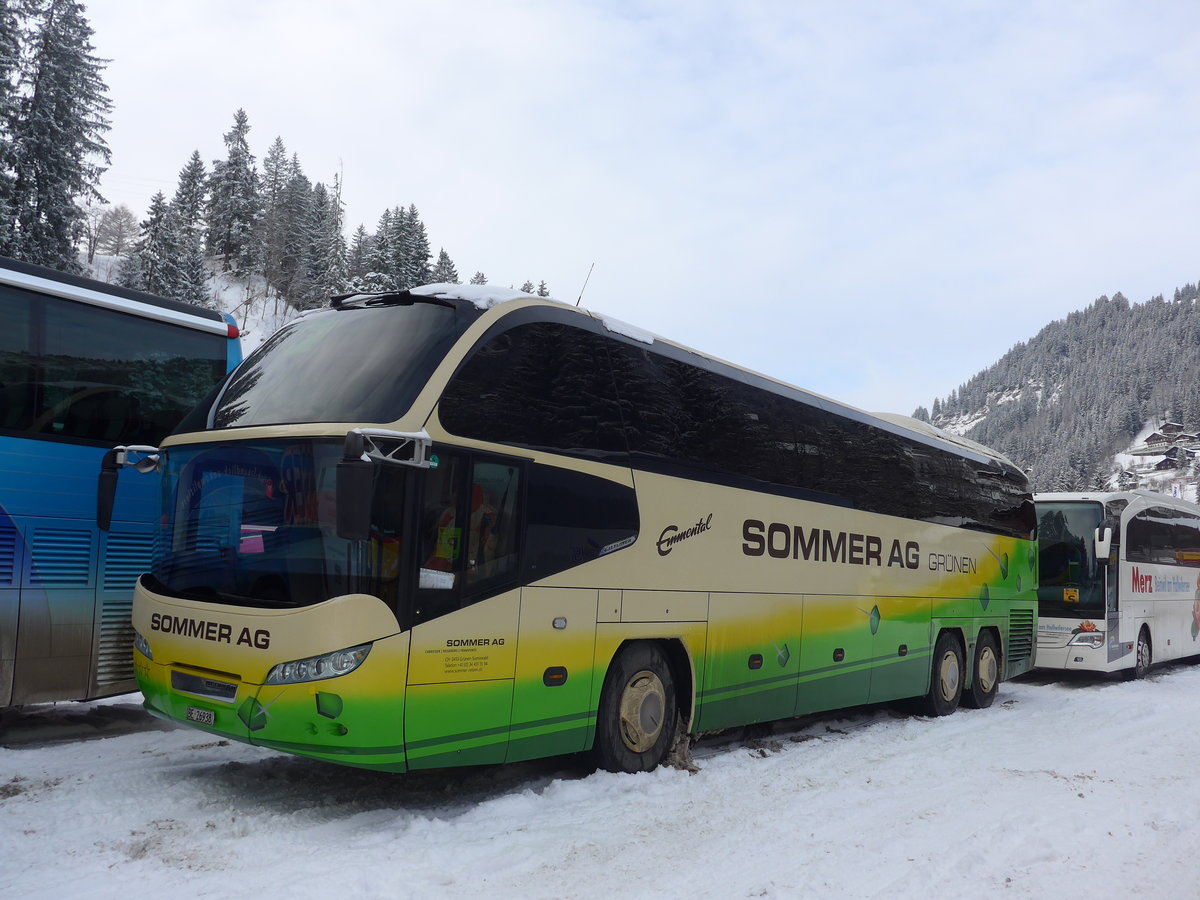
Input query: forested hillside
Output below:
<box><xmin>916</xmin><ymin>282</ymin><xmax>1200</xmax><ymax>490</ymax></box>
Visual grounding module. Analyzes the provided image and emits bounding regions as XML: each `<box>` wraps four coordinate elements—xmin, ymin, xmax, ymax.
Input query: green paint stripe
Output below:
<box><xmin>699</xmin><ymin>646</ymin><xmax>935</xmax><ymax>703</ymax></box>
<box><xmin>699</xmin><ymin>670</ymin><xmax>798</xmax><ymax>701</ymax></box>
<box><xmin>797</xmin><ymin>647</ymin><xmax>931</xmax><ymax>682</ymax></box>
<box><xmin>253</xmin><ymin>737</ymin><xmax>407</xmax><ymax>757</ymax></box>
<box><xmin>407</xmin><ymin>708</ymin><xmax>597</xmax><ymax>752</ymax></box>
<box><xmin>508</xmin><ymin>709</ymin><xmax>594</xmax><ymax>736</ymax></box>
<box><xmin>406</xmin><ymin>722</ymin><xmax>512</xmax><ymax>751</ymax></box>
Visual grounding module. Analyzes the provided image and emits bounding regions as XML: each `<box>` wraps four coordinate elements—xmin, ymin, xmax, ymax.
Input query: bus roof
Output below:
<box><xmin>341</xmin><ymin>284</ymin><xmax>1024</xmax><ymax>475</ymax></box>
<box><xmin>1035</xmin><ymin>489</ymin><xmax>1200</xmax><ymax>511</ymax></box>
<box><xmin>0</xmin><ymin>254</ymin><xmax>236</xmax><ymax>337</ymax></box>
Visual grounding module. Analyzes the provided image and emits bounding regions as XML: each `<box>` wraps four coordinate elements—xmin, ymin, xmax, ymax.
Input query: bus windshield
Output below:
<box><xmin>211</xmin><ymin>299</ymin><xmax>476</xmax><ymax>429</ymax></box>
<box><xmin>148</xmin><ymin>439</ymin><xmax>404</xmax><ymax>610</ymax></box>
<box><xmin>1037</xmin><ymin>500</ymin><xmax>1106</xmax><ymax>613</ymax></box>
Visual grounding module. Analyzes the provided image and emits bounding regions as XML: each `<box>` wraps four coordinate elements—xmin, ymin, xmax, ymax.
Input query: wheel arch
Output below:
<box><xmin>598</xmin><ymin>636</ymin><xmax>696</xmax><ymax>734</ymax></box>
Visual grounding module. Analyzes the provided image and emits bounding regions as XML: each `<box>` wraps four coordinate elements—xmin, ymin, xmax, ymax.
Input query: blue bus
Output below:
<box><xmin>0</xmin><ymin>255</ymin><xmax>242</xmax><ymax>710</ymax></box>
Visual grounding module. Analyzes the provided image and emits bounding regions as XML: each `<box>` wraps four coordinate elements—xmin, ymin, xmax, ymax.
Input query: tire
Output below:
<box><xmin>963</xmin><ymin>631</ymin><xmax>1001</xmax><ymax>709</ymax></box>
<box><xmin>919</xmin><ymin>631</ymin><xmax>964</xmax><ymax>716</ymax></box>
<box><xmin>594</xmin><ymin>643</ymin><xmax>678</xmax><ymax>773</ymax></box>
<box><xmin>1125</xmin><ymin>629</ymin><xmax>1152</xmax><ymax>680</ymax></box>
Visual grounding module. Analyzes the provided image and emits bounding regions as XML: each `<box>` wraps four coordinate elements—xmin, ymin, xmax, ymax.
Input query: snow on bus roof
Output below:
<box><xmin>591</xmin><ymin>312</ymin><xmax>658</xmax><ymax>345</ymax></box>
<box><xmin>410</xmin><ymin>283</ymin><xmax>542</xmax><ymax>309</ymax></box>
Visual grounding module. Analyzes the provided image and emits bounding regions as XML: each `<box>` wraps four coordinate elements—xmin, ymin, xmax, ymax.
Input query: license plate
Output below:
<box><xmin>186</xmin><ymin>706</ymin><xmax>215</xmax><ymax>727</ymax></box>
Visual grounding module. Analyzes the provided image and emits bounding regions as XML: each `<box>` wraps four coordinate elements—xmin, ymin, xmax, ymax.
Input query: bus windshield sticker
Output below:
<box><xmin>419</xmin><ymin>568</ymin><xmax>455</xmax><ymax>590</ymax></box>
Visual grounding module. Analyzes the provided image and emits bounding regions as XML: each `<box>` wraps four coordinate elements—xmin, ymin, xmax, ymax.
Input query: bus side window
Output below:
<box><xmin>419</xmin><ymin>456</ymin><xmax>465</xmax><ymax>589</ymax></box>
<box><xmin>465</xmin><ymin>461</ymin><xmax>520</xmax><ymax>591</ymax></box>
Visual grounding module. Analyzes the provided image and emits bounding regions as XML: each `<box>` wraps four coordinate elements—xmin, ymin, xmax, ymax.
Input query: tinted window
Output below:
<box><xmin>214</xmin><ymin>301</ymin><xmax>475</xmax><ymax>429</ymax></box>
<box><xmin>0</xmin><ymin>285</ymin><xmax>228</xmax><ymax>445</ymax></box>
<box><xmin>440</xmin><ymin>322</ymin><xmax>626</xmax><ymax>455</ymax></box>
<box><xmin>523</xmin><ymin>463</ymin><xmax>639</xmax><ymax>583</ymax></box>
<box><xmin>1127</xmin><ymin>506</ymin><xmax>1200</xmax><ymax>566</ymax></box>
<box><xmin>442</xmin><ymin>319</ymin><xmax>1031</xmax><ymax>538</ymax></box>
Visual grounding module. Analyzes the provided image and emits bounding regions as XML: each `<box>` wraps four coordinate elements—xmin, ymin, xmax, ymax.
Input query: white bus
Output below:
<box><xmin>1035</xmin><ymin>489</ymin><xmax>1200</xmax><ymax>678</ymax></box>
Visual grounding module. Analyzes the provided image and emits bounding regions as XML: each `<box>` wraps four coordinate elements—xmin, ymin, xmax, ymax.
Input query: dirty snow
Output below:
<box><xmin>4</xmin><ymin>664</ymin><xmax>1200</xmax><ymax>899</ymax></box>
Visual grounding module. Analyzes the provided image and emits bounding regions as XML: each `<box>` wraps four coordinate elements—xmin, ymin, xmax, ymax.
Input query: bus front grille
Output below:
<box><xmin>1006</xmin><ymin>608</ymin><xmax>1035</xmax><ymax>675</ymax></box>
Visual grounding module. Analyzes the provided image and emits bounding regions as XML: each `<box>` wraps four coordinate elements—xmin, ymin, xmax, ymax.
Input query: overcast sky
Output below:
<box><xmin>84</xmin><ymin>0</ymin><xmax>1200</xmax><ymax>416</ymax></box>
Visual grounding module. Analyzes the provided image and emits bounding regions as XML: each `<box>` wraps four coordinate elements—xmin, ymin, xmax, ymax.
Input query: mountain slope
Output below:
<box><xmin>920</xmin><ymin>282</ymin><xmax>1200</xmax><ymax>490</ymax></box>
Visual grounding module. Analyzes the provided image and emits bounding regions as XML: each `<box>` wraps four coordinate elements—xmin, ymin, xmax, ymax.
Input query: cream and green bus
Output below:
<box><xmin>99</xmin><ymin>285</ymin><xmax>1037</xmax><ymax>773</ymax></box>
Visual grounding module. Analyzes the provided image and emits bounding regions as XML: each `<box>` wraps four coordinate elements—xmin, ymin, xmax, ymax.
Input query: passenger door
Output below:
<box><xmin>405</xmin><ymin>451</ymin><xmax>524</xmax><ymax>769</ymax></box>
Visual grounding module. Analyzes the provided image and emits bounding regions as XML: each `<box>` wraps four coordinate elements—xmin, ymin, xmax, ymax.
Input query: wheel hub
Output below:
<box><xmin>938</xmin><ymin>650</ymin><xmax>960</xmax><ymax>700</ymax></box>
<box><xmin>977</xmin><ymin>646</ymin><xmax>998</xmax><ymax>693</ymax></box>
<box><xmin>618</xmin><ymin>669</ymin><xmax>666</xmax><ymax>753</ymax></box>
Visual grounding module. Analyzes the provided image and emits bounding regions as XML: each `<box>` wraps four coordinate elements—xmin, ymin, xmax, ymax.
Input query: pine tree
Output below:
<box><xmin>119</xmin><ymin>191</ymin><xmax>183</xmax><ymax>296</ymax></box>
<box><xmin>520</xmin><ymin>280</ymin><xmax>535</xmax><ymax>293</ymax></box>
<box><xmin>359</xmin><ymin>207</ymin><xmax>394</xmax><ymax>291</ymax></box>
<box><xmin>3</xmin><ymin>0</ymin><xmax>111</xmax><ymax>269</ymax></box>
<box><xmin>276</xmin><ymin>154</ymin><xmax>311</xmax><ymax>297</ymax></box>
<box><xmin>384</xmin><ymin>204</ymin><xmax>409</xmax><ymax>288</ymax></box>
<box><xmin>401</xmin><ymin>203</ymin><xmax>430</xmax><ymax>287</ymax></box>
<box><xmin>430</xmin><ymin>247</ymin><xmax>458</xmax><ymax>284</ymax></box>
<box><xmin>537</xmin><ymin>280</ymin><xmax>549</xmax><ymax>297</ymax></box>
<box><xmin>297</xmin><ymin>178</ymin><xmax>347</xmax><ymax>309</ymax></box>
<box><xmin>175</xmin><ymin>228</ymin><xmax>211</xmax><ymax>308</ymax></box>
<box><xmin>206</xmin><ymin>108</ymin><xmax>260</xmax><ymax>274</ymax></box>
<box><xmin>257</xmin><ymin>136</ymin><xmax>290</xmax><ymax>291</ymax></box>
<box><xmin>0</xmin><ymin>0</ymin><xmax>23</xmax><ymax>245</ymax></box>
<box><xmin>172</xmin><ymin>150</ymin><xmax>206</xmax><ymax>240</ymax></box>
<box><xmin>470</xmin><ymin>271</ymin><xmax>487</xmax><ymax>285</ymax></box>
<box><xmin>346</xmin><ymin>224</ymin><xmax>369</xmax><ymax>282</ymax></box>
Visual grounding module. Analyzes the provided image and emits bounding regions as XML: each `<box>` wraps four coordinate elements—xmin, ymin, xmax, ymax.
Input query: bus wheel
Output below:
<box><xmin>920</xmin><ymin>632</ymin><xmax>964</xmax><ymax>716</ymax></box>
<box><xmin>964</xmin><ymin>631</ymin><xmax>1001</xmax><ymax>709</ymax></box>
<box><xmin>1125</xmin><ymin>629</ymin><xmax>1152</xmax><ymax>680</ymax></box>
<box><xmin>594</xmin><ymin>643</ymin><xmax>678</xmax><ymax>773</ymax></box>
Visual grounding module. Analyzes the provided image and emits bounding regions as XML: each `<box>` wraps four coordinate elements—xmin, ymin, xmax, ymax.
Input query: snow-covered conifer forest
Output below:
<box><xmin>0</xmin><ymin>1</ymin><xmax>549</xmax><ymax>347</ymax></box>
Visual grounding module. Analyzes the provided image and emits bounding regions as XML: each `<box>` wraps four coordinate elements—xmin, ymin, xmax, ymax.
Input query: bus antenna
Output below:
<box><xmin>575</xmin><ymin>262</ymin><xmax>595</xmax><ymax>307</ymax></box>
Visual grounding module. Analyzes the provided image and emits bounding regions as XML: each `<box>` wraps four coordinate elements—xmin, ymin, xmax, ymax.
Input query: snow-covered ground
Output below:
<box><xmin>4</xmin><ymin>663</ymin><xmax>1200</xmax><ymax>899</ymax></box>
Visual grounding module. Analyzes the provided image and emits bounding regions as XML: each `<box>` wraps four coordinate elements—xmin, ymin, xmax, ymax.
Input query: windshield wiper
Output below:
<box><xmin>329</xmin><ymin>290</ymin><xmax>455</xmax><ymax>310</ymax></box>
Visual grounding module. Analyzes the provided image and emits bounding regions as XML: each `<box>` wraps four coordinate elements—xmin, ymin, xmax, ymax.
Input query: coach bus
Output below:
<box><xmin>101</xmin><ymin>285</ymin><xmax>1037</xmax><ymax>773</ymax></box>
<box><xmin>0</xmin><ymin>255</ymin><xmax>241</xmax><ymax>711</ymax></box>
<box><xmin>1036</xmin><ymin>489</ymin><xmax>1200</xmax><ymax>678</ymax></box>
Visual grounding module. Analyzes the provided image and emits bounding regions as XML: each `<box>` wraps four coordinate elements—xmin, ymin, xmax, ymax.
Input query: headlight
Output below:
<box><xmin>1069</xmin><ymin>631</ymin><xmax>1105</xmax><ymax>649</ymax></box>
<box><xmin>264</xmin><ymin>643</ymin><xmax>372</xmax><ymax>685</ymax></box>
<box><xmin>134</xmin><ymin>631</ymin><xmax>153</xmax><ymax>660</ymax></box>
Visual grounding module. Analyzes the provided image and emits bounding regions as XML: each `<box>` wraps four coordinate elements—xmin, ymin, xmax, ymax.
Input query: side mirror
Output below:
<box><xmin>336</xmin><ymin>431</ymin><xmax>373</xmax><ymax>541</ymax></box>
<box><xmin>1094</xmin><ymin>523</ymin><xmax>1114</xmax><ymax>561</ymax></box>
<box><xmin>97</xmin><ymin>448</ymin><xmax>120</xmax><ymax>532</ymax></box>
<box><xmin>96</xmin><ymin>445</ymin><xmax>161</xmax><ymax>531</ymax></box>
